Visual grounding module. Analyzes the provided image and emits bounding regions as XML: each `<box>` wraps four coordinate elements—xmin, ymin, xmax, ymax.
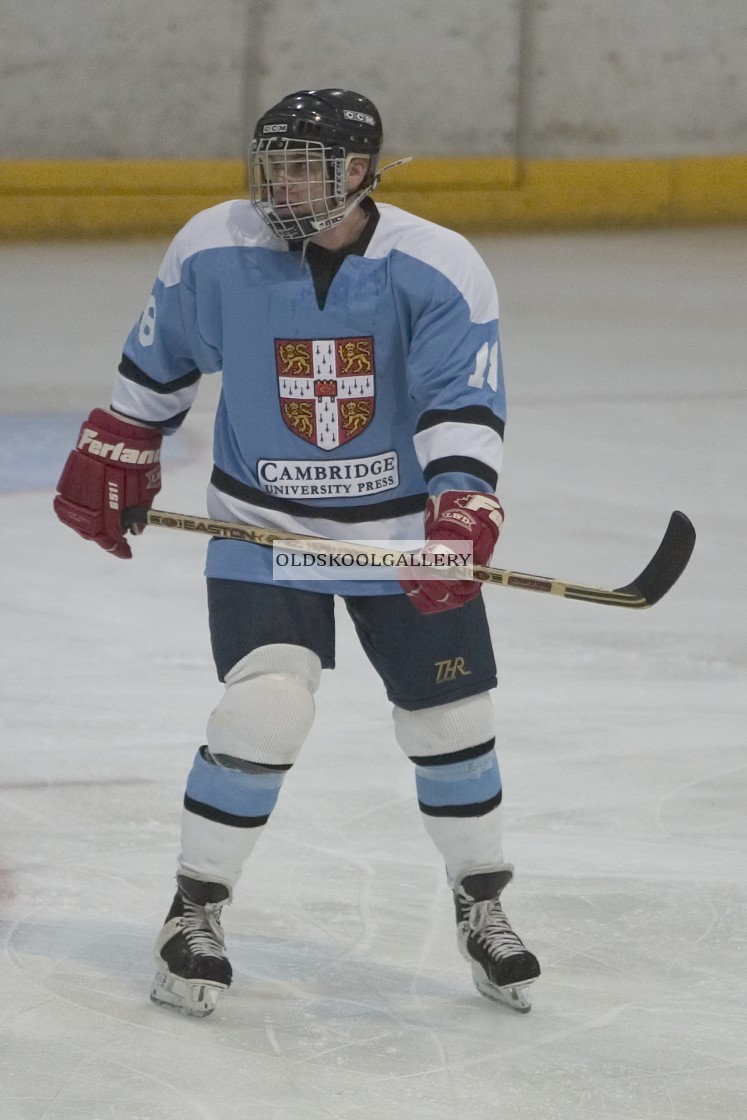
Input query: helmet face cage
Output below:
<box><xmin>248</xmin><ymin>89</ymin><xmax>383</xmax><ymax>241</ymax></box>
<box><xmin>248</xmin><ymin>137</ymin><xmax>351</xmax><ymax>241</ymax></box>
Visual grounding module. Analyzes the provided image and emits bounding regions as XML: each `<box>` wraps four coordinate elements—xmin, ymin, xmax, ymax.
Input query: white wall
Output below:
<box><xmin>524</xmin><ymin>0</ymin><xmax>747</xmax><ymax>157</ymax></box>
<box><xmin>257</xmin><ymin>0</ymin><xmax>521</xmax><ymax>156</ymax></box>
<box><xmin>0</xmin><ymin>0</ymin><xmax>253</xmax><ymax>158</ymax></box>
<box><xmin>1</xmin><ymin>0</ymin><xmax>745</xmax><ymax>159</ymax></box>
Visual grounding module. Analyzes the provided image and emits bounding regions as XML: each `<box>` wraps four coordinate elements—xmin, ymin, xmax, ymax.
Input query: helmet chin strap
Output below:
<box><xmin>304</xmin><ymin>156</ymin><xmax>413</xmax><ymax>244</ymax></box>
<box><xmin>374</xmin><ymin>156</ymin><xmax>414</xmax><ymax>178</ymax></box>
<box><xmin>298</xmin><ymin>187</ymin><xmax>370</xmax><ymax>264</ymax></box>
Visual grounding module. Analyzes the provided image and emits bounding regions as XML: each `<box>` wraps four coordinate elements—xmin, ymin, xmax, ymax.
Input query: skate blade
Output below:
<box><xmin>150</xmin><ymin>968</ymin><xmax>227</xmax><ymax>1018</ymax></box>
<box><xmin>471</xmin><ymin>963</ymin><xmax>536</xmax><ymax>1013</ymax></box>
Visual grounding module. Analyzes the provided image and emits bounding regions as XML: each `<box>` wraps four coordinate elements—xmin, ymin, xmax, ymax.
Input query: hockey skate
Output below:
<box><xmin>150</xmin><ymin>874</ymin><xmax>232</xmax><ymax>1017</ymax></box>
<box><xmin>454</xmin><ymin>866</ymin><xmax>540</xmax><ymax>1013</ymax></box>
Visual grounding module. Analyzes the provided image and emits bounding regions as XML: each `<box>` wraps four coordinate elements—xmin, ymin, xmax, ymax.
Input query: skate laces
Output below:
<box><xmin>180</xmin><ymin>898</ymin><xmax>227</xmax><ymax>959</ymax></box>
<box><xmin>464</xmin><ymin>895</ymin><xmax>527</xmax><ymax>961</ymax></box>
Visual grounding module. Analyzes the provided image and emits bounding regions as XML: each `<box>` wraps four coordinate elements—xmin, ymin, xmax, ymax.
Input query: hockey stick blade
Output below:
<box><xmin>612</xmin><ymin>510</ymin><xmax>695</xmax><ymax>607</ymax></box>
<box><xmin>139</xmin><ymin>508</ymin><xmax>695</xmax><ymax>610</ymax></box>
<box><xmin>554</xmin><ymin>510</ymin><xmax>696</xmax><ymax>608</ymax></box>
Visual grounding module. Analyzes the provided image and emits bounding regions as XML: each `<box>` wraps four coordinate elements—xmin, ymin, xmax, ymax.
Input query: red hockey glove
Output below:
<box><xmin>53</xmin><ymin>408</ymin><xmax>162</xmax><ymax>559</ymax></box>
<box><xmin>400</xmin><ymin>490</ymin><xmax>504</xmax><ymax>615</ymax></box>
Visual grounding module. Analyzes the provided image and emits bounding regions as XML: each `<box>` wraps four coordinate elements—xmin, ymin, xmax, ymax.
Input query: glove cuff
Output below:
<box><xmin>75</xmin><ymin>408</ymin><xmax>162</xmax><ymax>469</ymax></box>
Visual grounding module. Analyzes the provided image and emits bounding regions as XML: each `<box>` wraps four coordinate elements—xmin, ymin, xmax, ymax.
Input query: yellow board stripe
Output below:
<box><xmin>1</xmin><ymin>155</ymin><xmax>745</xmax><ymax>237</ymax></box>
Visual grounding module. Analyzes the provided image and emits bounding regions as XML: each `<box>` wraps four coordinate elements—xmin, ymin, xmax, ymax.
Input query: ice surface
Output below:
<box><xmin>0</xmin><ymin>228</ymin><xmax>745</xmax><ymax>1119</ymax></box>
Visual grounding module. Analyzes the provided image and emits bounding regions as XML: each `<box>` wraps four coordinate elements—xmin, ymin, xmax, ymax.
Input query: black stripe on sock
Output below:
<box><xmin>201</xmin><ymin>745</ymin><xmax>292</xmax><ymax>773</ymax></box>
<box><xmin>417</xmin><ymin>789</ymin><xmax>503</xmax><ymax>818</ymax></box>
<box><xmin>183</xmin><ymin>793</ymin><xmax>269</xmax><ymax>829</ymax></box>
<box><xmin>409</xmin><ymin>739</ymin><xmax>495</xmax><ymax>768</ymax></box>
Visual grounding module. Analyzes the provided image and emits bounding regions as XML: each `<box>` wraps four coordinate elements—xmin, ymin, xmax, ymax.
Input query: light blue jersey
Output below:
<box><xmin>113</xmin><ymin>200</ymin><xmax>506</xmax><ymax>594</ymax></box>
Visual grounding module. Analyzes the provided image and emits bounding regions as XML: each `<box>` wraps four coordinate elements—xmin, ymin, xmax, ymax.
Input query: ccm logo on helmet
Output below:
<box><xmin>343</xmin><ymin>110</ymin><xmax>376</xmax><ymax>126</ymax></box>
<box><xmin>77</xmin><ymin>427</ymin><xmax>161</xmax><ymax>465</ymax></box>
<box><xmin>263</xmin><ymin>123</ymin><xmax>288</xmax><ymax>134</ymax></box>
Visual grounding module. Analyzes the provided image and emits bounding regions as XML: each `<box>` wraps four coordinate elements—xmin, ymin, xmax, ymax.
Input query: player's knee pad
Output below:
<box><xmin>393</xmin><ymin>692</ymin><xmax>495</xmax><ymax>762</ymax></box>
<box><xmin>207</xmin><ymin>643</ymin><xmax>321</xmax><ymax>770</ymax></box>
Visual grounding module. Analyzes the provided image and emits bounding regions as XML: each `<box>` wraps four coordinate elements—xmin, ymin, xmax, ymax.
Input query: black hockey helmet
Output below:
<box><xmin>255</xmin><ymin>89</ymin><xmax>383</xmax><ymax>165</ymax></box>
<box><xmin>248</xmin><ymin>88</ymin><xmax>384</xmax><ymax>241</ymax></box>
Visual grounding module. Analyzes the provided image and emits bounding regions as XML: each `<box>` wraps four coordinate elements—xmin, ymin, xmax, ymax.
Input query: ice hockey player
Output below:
<box><xmin>53</xmin><ymin>88</ymin><xmax>541</xmax><ymax>1016</ymax></box>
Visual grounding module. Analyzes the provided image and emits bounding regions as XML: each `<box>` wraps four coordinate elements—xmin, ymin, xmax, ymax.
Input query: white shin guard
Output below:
<box><xmin>393</xmin><ymin>692</ymin><xmax>495</xmax><ymax>761</ymax></box>
<box><xmin>207</xmin><ymin>643</ymin><xmax>321</xmax><ymax>769</ymax></box>
<box><xmin>180</xmin><ymin>644</ymin><xmax>322</xmax><ymax>888</ymax></box>
<box><xmin>421</xmin><ymin>806</ymin><xmax>505</xmax><ymax>887</ymax></box>
<box><xmin>179</xmin><ymin>814</ymin><xmax>260</xmax><ymax>892</ymax></box>
<box><xmin>393</xmin><ymin>692</ymin><xmax>505</xmax><ymax>883</ymax></box>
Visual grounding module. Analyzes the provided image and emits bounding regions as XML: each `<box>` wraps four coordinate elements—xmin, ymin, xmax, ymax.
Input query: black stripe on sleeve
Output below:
<box><xmin>183</xmin><ymin>793</ymin><xmax>269</xmax><ymax>829</ymax></box>
<box><xmin>409</xmin><ymin>739</ymin><xmax>495</xmax><ymax>768</ymax></box>
<box><xmin>417</xmin><ymin>789</ymin><xmax>503</xmax><ymax>818</ymax></box>
<box><xmin>422</xmin><ymin>456</ymin><xmax>498</xmax><ymax>489</ymax></box>
<box><xmin>118</xmin><ymin>354</ymin><xmax>202</xmax><ymax>394</ymax></box>
<box><xmin>111</xmin><ymin>406</ymin><xmax>191</xmax><ymax>431</ymax></box>
<box><xmin>415</xmin><ymin>406</ymin><xmax>505</xmax><ymax>439</ymax></box>
<box><xmin>211</xmin><ymin>466</ymin><xmax>427</xmax><ymax>523</ymax></box>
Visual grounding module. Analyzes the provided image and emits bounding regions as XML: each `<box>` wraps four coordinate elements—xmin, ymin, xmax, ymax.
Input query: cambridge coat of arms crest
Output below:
<box><xmin>275</xmin><ymin>337</ymin><xmax>376</xmax><ymax>450</ymax></box>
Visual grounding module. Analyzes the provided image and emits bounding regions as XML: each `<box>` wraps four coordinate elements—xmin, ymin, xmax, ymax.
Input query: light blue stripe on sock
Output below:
<box><xmin>185</xmin><ymin>748</ymin><xmax>285</xmax><ymax>818</ymax></box>
<box><xmin>415</xmin><ymin>750</ymin><xmax>501</xmax><ymax>809</ymax></box>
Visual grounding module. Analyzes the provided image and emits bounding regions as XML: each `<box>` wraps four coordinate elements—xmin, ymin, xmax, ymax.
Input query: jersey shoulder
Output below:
<box><xmin>368</xmin><ymin>203</ymin><xmax>498</xmax><ymax>321</ymax></box>
<box><xmin>158</xmin><ymin>200</ymin><xmax>284</xmax><ymax>286</ymax></box>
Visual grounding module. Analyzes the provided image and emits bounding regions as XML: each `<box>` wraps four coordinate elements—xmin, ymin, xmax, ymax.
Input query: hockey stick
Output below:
<box><xmin>140</xmin><ymin>508</ymin><xmax>695</xmax><ymax>609</ymax></box>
